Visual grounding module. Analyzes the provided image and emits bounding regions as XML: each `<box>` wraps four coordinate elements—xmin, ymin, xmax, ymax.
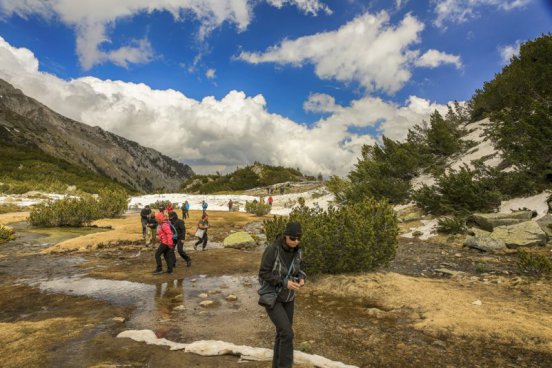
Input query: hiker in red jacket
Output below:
<box><xmin>153</xmin><ymin>212</ymin><xmax>175</xmax><ymax>274</ymax></box>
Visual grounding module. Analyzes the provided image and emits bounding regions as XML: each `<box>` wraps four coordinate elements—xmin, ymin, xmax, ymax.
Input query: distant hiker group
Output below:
<box><xmin>140</xmin><ymin>200</ymin><xmax>210</xmax><ymax>274</ymax></box>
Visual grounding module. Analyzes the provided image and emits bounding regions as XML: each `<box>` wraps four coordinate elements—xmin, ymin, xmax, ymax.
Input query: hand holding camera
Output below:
<box><xmin>287</xmin><ymin>277</ymin><xmax>303</xmax><ymax>290</ymax></box>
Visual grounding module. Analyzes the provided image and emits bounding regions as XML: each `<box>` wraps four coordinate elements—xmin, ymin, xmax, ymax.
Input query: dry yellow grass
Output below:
<box><xmin>0</xmin><ymin>212</ymin><xmax>29</xmax><ymax>225</ymax></box>
<box><xmin>309</xmin><ymin>272</ymin><xmax>552</xmax><ymax>353</ymax></box>
<box><xmin>0</xmin><ymin>318</ymin><xmax>83</xmax><ymax>368</ymax></box>
<box><xmin>42</xmin><ymin>210</ymin><xmax>271</xmax><ymax>254</ymax></box>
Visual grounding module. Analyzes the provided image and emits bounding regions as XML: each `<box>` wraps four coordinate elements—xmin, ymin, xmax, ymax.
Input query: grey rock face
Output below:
<box><xmin>468</xmin><ymin>211</ymin><xmax>533</xmax><ymax>231</ymax></box>
<box><xmin>464</xmin><ymin>234</ymin><xmax>507</xmax><ymax>252</ymax></box>
<box><xmin>536</xmin><ymin>214</ymin><xmax>552</xmax><ymax>238</ymax></box>
<box><xmin>491</xmin><ymin>221</ymin><xmax>548</xmax><ymax>248</ymax></box>
<box><xmin>0</xmin><ymin>79</ymin><xmax>194</xmax><ymax>192</ymax></box>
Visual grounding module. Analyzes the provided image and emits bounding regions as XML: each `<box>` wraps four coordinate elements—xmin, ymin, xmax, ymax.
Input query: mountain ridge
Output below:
<box><xmin>0</xmin><ymin>79</ymin><xmax>194</xmax><ymax>192</ymax></box>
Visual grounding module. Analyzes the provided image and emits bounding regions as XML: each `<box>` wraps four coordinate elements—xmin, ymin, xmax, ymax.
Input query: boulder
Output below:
<box><xmin>536</xmin><ymin>214</ymin><xmax>552</xmax><ymax>238</ymax></box>
<box><xmin>223</xmin><ymin>231</ymin><xmax>257</xmax><ymax>249</ymax></box>
<box><xmin>464</xmin><ymin>232</ymin><xmax>507</xmax><ymax>252</ymax></box>
<box><xmin>491</xmin><ymin>221</ymin><xmax>548</xmax><ymax>248</ymax></box>
<box><xmin>468</xmin><ymin>211</ymin><xmax>533</xmax><ymax>231</ymax></box>
<box><xmin>396</xmin><ymin>205</ymin><xmax>422</xmax><ymax>223</ymax></box>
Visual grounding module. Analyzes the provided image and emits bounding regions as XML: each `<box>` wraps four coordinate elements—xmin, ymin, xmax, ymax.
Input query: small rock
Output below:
<box><xmin>432</xmin><ymin>340</ymin><xmax>447</xmax><ymax>349</ymax></box>
<box><xmin>198</xmin><ymin>293</ymin><xmax>209</xmax><ymax>299</ymax></box>
<box><xmin>112</xmin><ymin>317</ymin><xmax>125</xmax><ymax>323</ymax></box>
<box><xmin>396</xmin><ymin>342</ymin><xmax>406</xmax><ymax>350</ymax></box>
<box><xmin>191</xmin><ymin>279</ymin><xmax>197</xmax><ymax>283</ymax></box>
<box><xmin>454</xmin><ymin>253</ymin><xmax>462</xmax><ymax>257</ymax></box>
<box><xmin>226</xmin><ymin>294</ymin><xmax>238</xmax><ymax>302</ymax></box>
<box><xmin>173</xmin><ymin>305</ymin><xmax>186</xmax><ymax>311</ymax></box>
<box><xmin>198</xmin><ymin>311</ymin><xmax>210</xmax><ymax>316</ymax></box>
<box><xmin>434</xmin><ymin>268</ymin><xmax>465</xmax><ymax>277</ymax></box>
<box><xmin>199</xmin><ymin>300</ymin><xmax>215</xmax><ymax>307</ymax></box>
<box><xmin>472</xmin><ymin>300</ymin><xmax>482</xmax><ymax>306</ymax></box>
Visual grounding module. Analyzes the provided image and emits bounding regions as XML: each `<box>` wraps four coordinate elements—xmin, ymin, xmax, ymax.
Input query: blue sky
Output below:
<box><xmin>0</xmin><ymin>0</ymin><xmax>550</xmax><ymax>175</ymax></box>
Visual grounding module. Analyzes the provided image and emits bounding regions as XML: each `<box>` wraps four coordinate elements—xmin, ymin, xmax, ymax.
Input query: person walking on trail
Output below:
<box><xmin>258</xmin><ymin>222</ymin><xmax>306</xmax><ymax>368</ymax></box>
<box><xmin>153</xmin><ymin>212</ymin><xmax>175</xmax><ymax>274</ymax></box>
<box><xmin>169</xmin><ymin>211</ymin><xmax>192</xmax><ymax>267</ymax></box>
<box><xmin>158</xmin><ymin>205</ymin><xmax>166</xmax><ymax>217</ymax></box>
<box><xmin>201</xmin><ymin>200</ymin><xmax>208</xmax><ymax>215</ymax></box>
<box><xmin>140</xmin><ymin>205</ymin><xmax>151</xmax><ymax>239</ymax></box>
<box><xmin>228</xmin><ymin>199</ymin><xmax>233</xmax><ymax>212</ymax></box>
<box><xmin>194</xmin><ymin>213</ymin><xmax>209</xmax><ymax>251</ymax></box>
<box><xmin>181</xmin><ymin>201</ymin><xmax>189</xmax><ymax>219</ymax></box>
<box><xmin>268</xmin><ymin>196</ymin><xmax>273</xmax><ymax>206</ymax></box>
<box><xmin>167</xmin><ymin>202</ymin><xmax>174</xmax><ymax>214</ymax></box>
<box><xmin>145</xmin><ymin>212</ymin><xmax>158</xmax><ymax>246</ymax></box>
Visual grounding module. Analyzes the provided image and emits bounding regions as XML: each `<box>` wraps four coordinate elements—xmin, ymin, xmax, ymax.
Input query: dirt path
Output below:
<box><xmin>0</xmin><ymin>211</ymin><xmax>551</xmax><ymax>367</ymax></box>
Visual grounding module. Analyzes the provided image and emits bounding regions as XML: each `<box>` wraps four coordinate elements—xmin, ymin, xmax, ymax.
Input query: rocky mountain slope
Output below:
<box><xmin>0</xmin><ymin>79</ymin><xmax>193</xmax><ymax>192</ymax></box>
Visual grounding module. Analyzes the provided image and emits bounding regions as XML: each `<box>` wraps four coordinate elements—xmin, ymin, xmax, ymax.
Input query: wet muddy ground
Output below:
<box><xmin>0</xmin><ymin>215</ymin><xmax>551</xmax><ymax>367</ymax></box>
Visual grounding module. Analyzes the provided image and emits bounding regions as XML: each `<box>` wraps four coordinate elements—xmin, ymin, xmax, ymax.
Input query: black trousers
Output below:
<box><xmin>195</xmin><ymin>232</ymin><xmax>208</xmax><ymax>249</ymax></box>
<box><xmin>155</xmin><ymin>243</ymin><xmax>175</xmax><ymax>272</ymax></box>
<box><xmin>175</xmin><ymin>239</ymin><xmax>191</xmax><ymax>263</ymax></box>
<box><xmin>141</xmin><ymin>218</ymin><xmax>148</xmax><ymax>237</ymax></box>
<box><xmin>266</xmin><ymin>300</ymin><xmax>295</xmax><ymax>368</ymax></box>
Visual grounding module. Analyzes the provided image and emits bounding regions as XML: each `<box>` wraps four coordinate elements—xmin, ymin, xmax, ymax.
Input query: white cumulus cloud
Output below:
<box><xmin>266</xmin><ymin>0</ymin><xmax>332</xmax><ymax>15</ymax></box>
<box><xmin>239</xmin><ymin>11</ymin><xmax>460</xmax><ymax>95</ymax></box>
<box><xmin>0</xmin><ymin>0</ymin><xmax>332</xmax><ymax>70</ymax></box>
<box><xmin>0</xmin><ymin>36</ymin><xmax>446</xmax><ymax>176</ymax></box>
<box><xmin>433</xmin><ymin>0</ymin><xmax>532</xmax><ymax>28</ymax></box>
<box><xmin>415</xmin><ymin>49</ymin><xmax>462</xmax><ymax>69</ymax></box>
<box><xmin>498</xmin><ymin>40</ymin><xmax>521</xmax><ymax>64</ymax></box>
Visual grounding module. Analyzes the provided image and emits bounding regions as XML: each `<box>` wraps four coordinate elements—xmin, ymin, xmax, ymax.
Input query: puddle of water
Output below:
<box><xmin>9</xmin><ymin>221</ymin><xmax>110</xmax><ymax>246</ymax></box>
<box><xmin>32</xmin><ymin>274</ymin><xmax>260</xmax><ymax>334</ymax></box>
<box><xmin>37</xmin><ymin>277</ymin><xmax>156</xmax><ymax>306</ymax></box>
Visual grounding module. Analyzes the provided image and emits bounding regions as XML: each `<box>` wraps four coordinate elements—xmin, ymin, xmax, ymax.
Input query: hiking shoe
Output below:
<box><xmin>186</xmin><ymin>260</ymin><xmax>192</xmax><ymax>267</ymax></box>
<box><xmin>152</xmin><ymin>269</ymin><xmax>163</xmax><ymax>275</ymax></box>
<box><xmin>166</xmin><ymin>270</ymin><xmax>173</xmax><ymax>274</ymax></box>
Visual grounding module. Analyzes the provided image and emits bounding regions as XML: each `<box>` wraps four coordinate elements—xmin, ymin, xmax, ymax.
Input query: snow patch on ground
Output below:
<box><xmin>401</xmin><ymin>219</ymin><xmax>439</xmax><ymax>240</ymax></box>
<box><xmin>0</xmin><ymin>192</ymin><xmax>68</xmax><ymax>207</ymax></box>
<box><xmin>129</xmin><ymin>188</ymin><xmax>335</xmax><ymax>216</ymax></box>
<box><xmin>117</xmin><ymin>329</ymin><xmax>358</xmax><ymax>368</ymax></box>
<box><xmin>499</xmin><ymin>191</ymin><xmax>550</xmax><ymax>220</ymax></box>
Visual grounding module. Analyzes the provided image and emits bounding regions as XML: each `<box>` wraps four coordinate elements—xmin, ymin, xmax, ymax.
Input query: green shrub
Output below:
<box><xmin>148</xmin><ymin>200</ymin><xmax>172</xmax><ymax>210</ymax></box>
<box><xmin>325</xmin><ymin>176</ymin><xmax>350</xmax><ymax>204</ymax></box>
<box><xmin>29</xmin><ymin>190</ymin><xmax>128</xmax><ymax>227</ymax></box>
<box><xmin>436</xmin><ymin>216</ymin><xmax>466</xmax><ymax>234</ymax></box>
<box><xmin>245</xmin><ymin>200</ymin><xmax>271</xmax><ymax>216</ymax></box>
<box><xmin>29</xmin><ymin>196</ymin><xmax>99</xmax><ymax>227</ymax></box>
<box><xmin>517</xmin><ymin>250</ymin><xmax>552</xmax><ymax>276</ymax></box>
<box><xmin>0</xmin><ymin>224</ymin><xmax>16</xmax><ymax>244</ymax></box>
<box><xmin>413</xmin><ymin>166</ymin><xmax>501</xmax><ymax>215</ymax></box>
<box><xmin>97</xmin><ymin>188</ymin><xmax>128</xmax><ymax>217</ymax></box>
<box><xmin>347</xmin><ymin>137</ymin><xmax>422</xmax><ymax>204</ymax></box>
<box><xmin>263</xmin><ymin>197</ymin><xmax>398</xmax><ymax>275</ymax></box>
<box><xmin>471</xmin><ymin>35</ymin><xmax>552</xmax><ymax>182</ymax></box>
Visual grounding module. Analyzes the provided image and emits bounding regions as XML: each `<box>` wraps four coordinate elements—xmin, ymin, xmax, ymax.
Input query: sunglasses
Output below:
<box><xmin>287</xmin><ymin>235</ymin><xmax>301</xmax><ymax>241</ymax></box>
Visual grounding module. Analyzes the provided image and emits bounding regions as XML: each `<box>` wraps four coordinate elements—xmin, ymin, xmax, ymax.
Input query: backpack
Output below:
<box><xmin>169</xmin><ymin>222</ymin><xmax>178</xmax><ymax>242</ymax></box>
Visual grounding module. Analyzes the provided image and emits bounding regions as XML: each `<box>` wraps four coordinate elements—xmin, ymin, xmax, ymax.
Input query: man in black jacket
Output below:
<box><xmin>169</xmin><ymin>211</ymin><xmax>192</xmax><ymax>267</ymax></box>
<box><xmin>140</xmin><ymin>205</ymin><xmax>151</xmax><ymax>239</ymax></box>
